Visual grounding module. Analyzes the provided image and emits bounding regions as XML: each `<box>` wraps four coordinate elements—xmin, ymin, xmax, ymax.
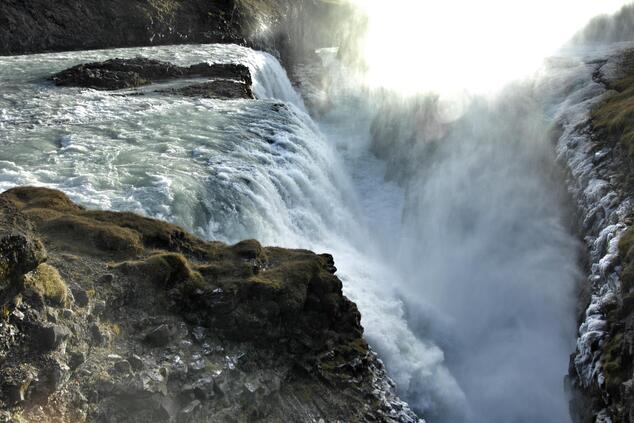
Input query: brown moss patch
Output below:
<box><xmin>231</xmin><ymin>239</ymin><xmax>266</xmax><ymax>260</ymax></box>
<box><xmin>115</xmin><ymin>252</ymin><xmax>202</xmax><ymax>288</ymax></box>
<box><xmin>2</xmin><ymin>187</ymin><xmax>82</xmax><ymax>213</ymax></box>
<box><xmin>23</xmin><ymin>263</ymin><xmax>70</xmax><ymax>307</ymax></box>
<box><xmin>86</xmin><ymin>211</ymin><xmax>211</xmax><ymax>257</ymax></box>
<box><xmin>592</xmin><ymin>50</ymin><xmax>634</xmax><ymax>159</ymax></box>
<box><xmin>39</xmin><ymin>214</ymin><xmax>143</xmax><ymax>256</ymax></box>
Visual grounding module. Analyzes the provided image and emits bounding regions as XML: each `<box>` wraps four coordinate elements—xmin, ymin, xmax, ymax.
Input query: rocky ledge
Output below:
<box><xmin>50</xmin><ymin>57</ymin><xmax>254</xmax><ymax>99</ymax></box>
<box><xmin>563</xmin><ymin>49</ymin><xmax>634</xmax><ymax>422</ymax></box>
<box><xmin>0</xmin><ymin>187</ymin><xmax>419</xmax><ymax>423</ymax></box>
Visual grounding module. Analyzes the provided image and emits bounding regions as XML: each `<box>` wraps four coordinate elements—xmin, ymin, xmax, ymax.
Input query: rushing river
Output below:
<box><xmin>0</xmin><ymin>42</ymin><xmax>623</xmax><ymax>422</ymax></box>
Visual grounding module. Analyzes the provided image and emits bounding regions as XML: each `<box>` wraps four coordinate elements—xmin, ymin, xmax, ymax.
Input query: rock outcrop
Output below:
<box><xmin>0</xmin><ymin>187</ymin><xmax>419</xmax><ymax>422</ymax></box>
<box><xmin>564</xmin><ymin>49</ymin><xmax>634</xmax><ymax>423</ymax></box>
<box><xmin>0</xmin><ymin>0</ymin><xmax>364</xmax><ymax>68</ymax></box>
<box><xmin>0</xmin><ymin>0</ymin><xmax>244</xmax><ymax>56</ymax></box>
<box><xmin>50</xmin><ymin>58</ymin><xmax>254</xmax><ymax>99</ymax></box>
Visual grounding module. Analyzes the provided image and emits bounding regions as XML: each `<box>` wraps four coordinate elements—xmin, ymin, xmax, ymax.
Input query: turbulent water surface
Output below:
<box><xmin>0</xmin><ymin>42</ymin><xmax>613</xmax><ymax>422</ymax></box>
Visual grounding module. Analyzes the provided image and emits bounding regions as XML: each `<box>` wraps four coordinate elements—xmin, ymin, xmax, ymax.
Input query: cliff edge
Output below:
<box><xmin>0</xmin><ymin>187</ymin><xmax>418</xmax><ymax>422</ymax></box>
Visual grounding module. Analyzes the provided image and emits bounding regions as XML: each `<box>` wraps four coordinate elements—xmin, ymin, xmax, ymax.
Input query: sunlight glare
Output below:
<box><xmin>351</xmin><ymin>0</ymin><xmax>631</xmax><ymax>94</ymax></box>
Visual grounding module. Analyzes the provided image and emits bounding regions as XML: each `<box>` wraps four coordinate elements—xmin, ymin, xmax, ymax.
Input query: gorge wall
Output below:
<box><xmin>0</xmin><ymin>0</ymin><xmax>362</xmax><ymax>66</ymax></box>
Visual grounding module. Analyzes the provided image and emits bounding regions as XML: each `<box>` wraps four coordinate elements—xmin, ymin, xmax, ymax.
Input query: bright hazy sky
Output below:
<box><xmin>352</xmin><ymin>0</ymin><xmax>632</xmax><ymax>94</ymax></box>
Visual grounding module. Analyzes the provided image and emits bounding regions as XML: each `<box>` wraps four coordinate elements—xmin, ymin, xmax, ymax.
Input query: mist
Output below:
<box><xmin>349</xmin><ymin>80</ymin><xmax>577</xmax><ymax>422</ymax></box>
<box><xmin>289</xmin><ymin>2</ymin><xmax>634</xmax><ymax>421</ymax></box>
<box><xmin>570</xmin><ymin>2</ymin><xmax>634</xmax><ymax>45</ymax></box>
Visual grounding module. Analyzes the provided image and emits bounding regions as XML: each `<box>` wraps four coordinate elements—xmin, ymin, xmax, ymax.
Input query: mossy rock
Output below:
<box><xmin>0</xmin><ymin>187</ymin><xmax>366</xmax><ymax>362</ymax></box>
<box><xmin>23</xmin><ymin>263</ymin><xmax>70</xmax><ymax>308</ymax></box>
<box><xmin>1</xmin><ymin>187</ymin><xmax>82</xmax><ymax>214</ymax></box>
<box><xmin>40</xmin><ymin>215</ymin><xmax>143</xmax><ymax>256</ymax></box>
<box><xmin>592</xmin><ymin>50</ymin><xmax>634</xmax><ymax>159</ymax></box>
<box><xmin>87</xmin><ymin>211</ymin><xmax>212</xmax><ymax>257</ymax></box>
<box><xmin>231</xmin><ymin>239</ymin><xmax>266</xmax><ymax>260</ymax></box>
<box><xmin>115</xmin><ymin>252</ymin><xmax>202</xmax><ymax>288</ymax></box>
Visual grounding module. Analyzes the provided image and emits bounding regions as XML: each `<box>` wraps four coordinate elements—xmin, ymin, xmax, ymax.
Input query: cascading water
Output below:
<box><xmin>1</xmin><ymin>14</ymin><xmax>633</xmax><ymax>422</ymax></box>
<box><xmin>0</xmin><ymin>43</ymin><xmax>464</xmax><ymax>421</ymax></box>
<box><xmin>296</xmin><ymin>54</ymin><xmax>584</xmax><ymax>422</ymax></box>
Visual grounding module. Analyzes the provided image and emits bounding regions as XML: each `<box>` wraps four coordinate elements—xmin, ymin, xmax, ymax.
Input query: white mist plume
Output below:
<box><xmin>364</xmin><ymin>81</ymin><xmax>582</xmax><ymax>422</ymax></box>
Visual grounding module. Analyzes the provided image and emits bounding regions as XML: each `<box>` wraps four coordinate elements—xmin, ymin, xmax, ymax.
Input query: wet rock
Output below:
<box><xmin>50</xmin><ymin>57</ymin><xmax>184</xmax><ymax>89</ymax></box>
<box><xmin>128</xmin><ymin>354</ymin><xmax>145</xmax><ymax>372</ymax></box>
<box><xmin>143</xmin><ymin>324</ymin><xmax>173</xmax><ymax>347</ymax></box>
<box><xmin>113</xmin><ymin>360</ymin><xmax>132</xmax><ymax>374</ymax></box>
<box><xmin>178</xmin><ymin>399</ymin><xmax>201</xmax><ymax>422</ymax></box>
<box><xmin>90</xmin><ymin>323</ymin><xmax>108</xmax><ymax>346</ymax></box>
<box><xmin>33</xmin><ymin>323</ymin><xmax>71</xmax><ymax>352</ymax></box>
<box><xmin>72</xmin><ymin>288</ymin><xmax>90</xmax><ymax>307</ymax></box>
<box><xmin>69</xmin><ymin>351</ymin><xmax>87</xmax><ymax>370</ymax></box>
<box><xmin>1</xmin><ymin>373</ymin><xmax>34</xmax><ymax>406</ymax></box>
<box><xmin>187</xmin><ymin>63</ymin><xmax>251</xmax><ymax>85</ymax></box>
<box><xmin>179</xmin><ymin>375</ymin><xmax>216</xmax><ymax>404</ymax></box>
<box><xmin>98</xmin><ymin>273</ymin><xmax>115</xmax><ymax>284</ymax></box>
<box><xmin>52</xmin><ymin>67</ymin><xmax>150</xmax><ymax>90</ymax></box>
<box><xmin>50</xmin><ymin>58</ymin><xmax>254</xmax><ymax>99</ymax></box>
<box><xmin>161</xmin><ymin>80</ymin><xmax>254</xmax><ymax>100</ymax></box>
<box><xmin>93</xmin><ymin>299</ymin><xmax>106</xmax><ymax>316</ymax></box>
<box><xmin>46</xmin><ymin>307</ymin><xmax>58</xmax><ymax>323</ymax></box>
<box><xmin>34</xmin><ymin>360</ymin><xmax>71</xmax><ymax>397</ymax></box>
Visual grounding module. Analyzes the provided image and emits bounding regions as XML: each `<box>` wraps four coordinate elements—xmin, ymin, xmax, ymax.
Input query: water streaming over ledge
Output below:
<box><xmin>0</xmin><ymin>42</ymin><xmax>622</xmax><ymax>422</ymax></box>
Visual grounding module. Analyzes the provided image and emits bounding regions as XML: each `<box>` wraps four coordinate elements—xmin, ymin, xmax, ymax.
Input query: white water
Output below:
<box><xmin>0</xmin><ymin>42</ymin><xmax>617</xmax><ymax>422</ymax></box>
<box><xmin>0</xmin><ymin>44</ymin><xmax>463</xmax><ymax>420</ymax></box>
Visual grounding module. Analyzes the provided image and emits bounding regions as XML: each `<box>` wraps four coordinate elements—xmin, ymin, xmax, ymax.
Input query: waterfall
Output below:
<box><xmin>0</xmin><ymin>36</ymin><xmax>631</xmax><ymax>422</ymax></box>
<box><xmin>0</xmin><ymin>43</ymin><xmax>464</xmax><ymax>419</ymax></box>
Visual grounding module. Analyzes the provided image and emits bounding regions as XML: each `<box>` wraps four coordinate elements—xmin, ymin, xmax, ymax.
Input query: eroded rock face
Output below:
<box><xmin>50</xmin><ymin>58</ymin><xmax>254</xmax><ymax>99</ymax></box>
<box><xmin>0</xmin><ymin>0</ymin><xmax>245</xmax><ymax>56</ymax></box>
<box><xmin>0</xmin><ymin>187</ymin><xmax>420</xmax><ymax>423</ymax></box>
<box><xmin>564</xmin><ymin>49</ymin><xmax>634</xmax><ymax>423</ymax></box>
<box><xmin>0</xmin><ymin>0</ymin><xmax>365</xmax><ymax>71</ymax></box>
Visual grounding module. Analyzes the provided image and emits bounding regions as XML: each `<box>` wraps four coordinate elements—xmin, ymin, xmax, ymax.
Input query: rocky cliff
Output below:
<box><xmin>0</xmin><ymin>186</ymin><xmax>418</xmax><ymax>422</ymax></box>
<box><xmin>0</xmin><ymin>0</ymin><xmax>362</xmax><ymax>66</ymax></box>
<box><xmin>564</xmin><ymin>48</ymin><xmax>634</xmax><ymax>423</ymax></box>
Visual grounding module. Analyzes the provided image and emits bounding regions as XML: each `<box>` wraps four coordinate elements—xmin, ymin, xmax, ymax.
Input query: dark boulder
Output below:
<box><xmin>0</xmin><ymin>197</ymin><xmax>47</xmax><ymax>284</ymax></box>
<box><xmin>50</xmin><ymin>58</ymin><xmax>253</xmax><ymax>100</ymax></box>
<box><xmin>32</xmin><ymin>323</ymin><xmax>71</xmax><ymax>352</ymax></box>
<box><xmin>187</xmin><ymin>63</ymin><xmax>252</xmax><ymax>85</ymax></box>
<box><xmin>161</xmin><ymin>80</ymin><xmax>254</xmax><ymax>100</ymax></box>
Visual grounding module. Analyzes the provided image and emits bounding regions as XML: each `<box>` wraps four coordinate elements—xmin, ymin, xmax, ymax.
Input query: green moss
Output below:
<box><xmin>23</xmin><ymin>263</ymin><xmax>70</xmax><ymax>307</ymax></box>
